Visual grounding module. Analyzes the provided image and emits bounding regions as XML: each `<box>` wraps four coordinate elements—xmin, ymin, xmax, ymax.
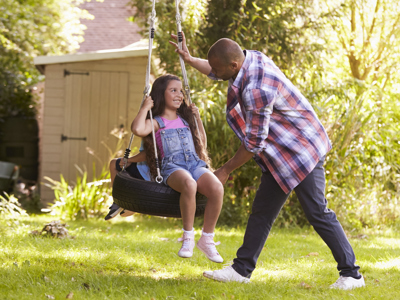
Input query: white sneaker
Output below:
<box><xmin>203</xmin><ymin>266</ymin><xmax>250</xmax><ymax>283</ymax></box>
<box><xmin>330</xmin><ymin>275</ymin><xmax>365</xmax><ymax>290</ymax></box>
<box><xmin>177</xmin><ymin>231</ymin><xmax>195</xmax><ymax>258</ymax></box>
<box><xmin>197</xmin><ymin>235</ymin><xmax>224</xmax><ymax>263</ymax></box>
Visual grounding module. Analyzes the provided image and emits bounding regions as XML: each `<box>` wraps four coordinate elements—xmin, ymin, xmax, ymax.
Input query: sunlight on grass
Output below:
<box><xmin>1</xmin><ymin>215</ymin><xmax>400</xmax><ymax>299</ymax></box>
<box><xmin>367</xmin><ymin>258</ymin><xmax>400</xmax><ymax>271</ymax></box>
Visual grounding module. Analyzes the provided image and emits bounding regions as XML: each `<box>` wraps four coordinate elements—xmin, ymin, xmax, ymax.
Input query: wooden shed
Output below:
<box><xmin>34</xmin><ymin>41</ymin><xmax>155</xmax><ymax>203</ymax></box>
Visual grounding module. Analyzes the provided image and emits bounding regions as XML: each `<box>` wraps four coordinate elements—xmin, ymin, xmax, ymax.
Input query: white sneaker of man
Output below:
<box><xmin>330</xmin><ymin>275</ymin><xmax>365</xmax><ymax>290</ymax></box>
<box><xmin>203</xmin><ymin>266</ymin><xmax>250</xmax><ymax>283</ymax></box>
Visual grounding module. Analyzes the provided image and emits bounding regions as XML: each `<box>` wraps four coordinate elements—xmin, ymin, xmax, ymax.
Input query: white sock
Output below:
<box><xmin>183</xmin><ymin>228</ymin><xmax>194</xmax><ymax>234</ymax></box>
<box><xmin>202</xmin><ymin>229</ymin><xmax>214</xmax><ymax>237</ymax></box>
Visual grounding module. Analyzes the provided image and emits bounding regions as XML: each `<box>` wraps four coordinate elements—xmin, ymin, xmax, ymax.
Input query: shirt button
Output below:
<box><xmin>186</xmin><ymin>155</ymin><xmax>189</xmax><ymax>158</ymax></box>
<box><xmin>161</xmin><ymin>131</ymin><xmax>165</xmax><ymax>134</ymax></box>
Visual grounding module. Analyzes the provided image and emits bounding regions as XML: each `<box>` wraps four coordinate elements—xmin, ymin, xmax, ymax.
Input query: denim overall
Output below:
<box><xmin>154</xmin><ymin>116</ymin><xmax>210</xmax><ymax>185</ymax></box>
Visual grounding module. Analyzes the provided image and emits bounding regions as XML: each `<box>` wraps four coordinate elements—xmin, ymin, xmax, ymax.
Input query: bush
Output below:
<box><xmin>194</xmin><ymin>79</ymin><xmax>400</xmax><ymax>229</ymax></box>
<box><xmin>44</xmin><ymin>166</ymin><xmax>111</xmax><ymax>220</ymax></box>
<box><xmin>0</xmin><ymin>193</ymin><xmax>27</xmax><ymax>218</ymax></box>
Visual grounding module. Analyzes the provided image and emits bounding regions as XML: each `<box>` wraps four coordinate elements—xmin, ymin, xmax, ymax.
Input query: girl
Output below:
<box><xmin>131</xmin><ymin>74</ymin><xmax>224</xmax><ymax>263</ymax></box>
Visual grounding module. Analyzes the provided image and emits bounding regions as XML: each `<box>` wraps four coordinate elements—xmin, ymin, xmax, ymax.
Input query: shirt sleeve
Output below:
<box><xmin>241</xmin><ymin>88</ymin><xmax>275</xmax><ymax>154</ymax></box>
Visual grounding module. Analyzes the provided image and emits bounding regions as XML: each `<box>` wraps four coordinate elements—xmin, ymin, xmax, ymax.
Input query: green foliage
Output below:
<box><xmin>0</xmin><ymin>71</ymin><xmax>37</xmax><ymax>121</ymax></box>
<box><xmin>0</xmin><ymin>193</ymin><xmax>27</xmax><ymax>218</ymax></box>
<box><xmin>44</xmin><ymin>166</ymin><xmax>111</xmax><ymax>220</ymax></box>
<box><xmin>0</xmin><ymin>0</ymin><xmax>93</xmax><ymax>120</ymax></box>
<box><xmin>127</xmin><ymin>0</ymin><xmax>400</xmax><ymax>228</ymax></box>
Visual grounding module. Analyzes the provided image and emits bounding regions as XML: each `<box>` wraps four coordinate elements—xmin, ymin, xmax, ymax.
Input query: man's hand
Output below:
<box><xmin>169</xmin><ymin>31</ymin><xmax>212</xmax><ymax>75</ymax></box>
<box><xmin>169</xmin><ymin>32</ymin><xmax>192</xmax><ymax>63</ymax></box>
<box><xmin>214</xmin><ymin>166</ymin><xmax>230</xmax><ymax>185</ymax></box>
<box><xmin>214</xmin><ymin>144</ymin><xmax>255</xmax><ymax>185</ymax></box>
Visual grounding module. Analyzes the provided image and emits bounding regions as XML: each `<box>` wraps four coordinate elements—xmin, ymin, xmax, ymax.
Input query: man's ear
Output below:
<box><xmin>230</xmin><ymin>61</ymin><xmax>239</xmax><ymax>70</ymax></box>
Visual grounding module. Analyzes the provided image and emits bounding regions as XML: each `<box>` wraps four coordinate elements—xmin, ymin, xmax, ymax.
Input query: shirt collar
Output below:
<box><xmin>230</xmin><ymin>50</ymin><xmax>250</xmax><ymax>89</ymax></box>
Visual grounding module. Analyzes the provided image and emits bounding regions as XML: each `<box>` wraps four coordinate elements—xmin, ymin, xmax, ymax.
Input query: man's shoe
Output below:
<box><xmin>197</xmin><ymin>235</ymin><xmax>223</xmax><ymax>263</ymax></box>
<box><xmin>104</xmin><ymin>204</ymin><xmax>124</xmax><ymax>221</ymax></box>
<box><xmin>177</xmin><ymin>231</ymin><xmax>195</xmax><ymax>258</ymax></box>
<box><xmin>330</xmin><ymin>275</ymin><xmax>365</xmax><ymax>290</ymax></box>
<box><xmin>203</xmin><ymin>266</ymin><xmax>250</xmax><ymax>283</ymax></box>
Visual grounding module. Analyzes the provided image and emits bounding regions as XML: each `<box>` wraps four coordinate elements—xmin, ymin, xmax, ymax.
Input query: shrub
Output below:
<box><xmin>44</xmin><ymin>166</ymin><xmax>111</xmax><ymax>220</ymax></box>
<box><xmin>0</xmin><ymin>193</ymin><xmax>27</xmax><ymax>218</ymax></box>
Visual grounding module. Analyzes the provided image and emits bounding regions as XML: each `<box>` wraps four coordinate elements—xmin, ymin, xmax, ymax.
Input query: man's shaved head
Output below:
<box><xmin>208</xmin><ymin>38</ymin><xmax>244</xmax><ymax>65</ymax></box>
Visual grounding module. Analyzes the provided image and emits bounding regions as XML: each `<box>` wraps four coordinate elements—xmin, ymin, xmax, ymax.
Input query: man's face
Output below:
<box><xmin>208</xmin><ymin>57</ymin><xmax>237</xmax><ymax>81</ymax></box>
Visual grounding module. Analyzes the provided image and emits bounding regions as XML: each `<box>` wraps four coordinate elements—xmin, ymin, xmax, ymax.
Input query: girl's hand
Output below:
<box><xmin>119</xmin><ymin>158</ymin><xmax>131</xmax><ymax>169</ymax></box>
<box><xmin>142</xmin><ymin>96</ymin><xmax>154</xmax><ymax>111</ymax></box>
<box><xmin>190</xmin><ymin>103</ymin><xmax>201</xmax><ymax>119</ymax></box>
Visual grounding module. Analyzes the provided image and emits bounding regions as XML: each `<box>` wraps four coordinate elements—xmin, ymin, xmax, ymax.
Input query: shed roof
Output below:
<box><xmin>78</xmin><ymin>0</ymin><xmax>141</xmax><ymax>53</ymax></box>
<box><xmin>34</xmin><ymin>40</ymin><xmax>152</xmax><ymax>74</ymax></box>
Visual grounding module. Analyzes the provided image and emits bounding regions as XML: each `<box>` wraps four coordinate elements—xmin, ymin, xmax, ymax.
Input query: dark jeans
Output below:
<box><xmin>232</xmin><ymin>157</ymin><xmax>360</xmax><ymax>278</ymax></box>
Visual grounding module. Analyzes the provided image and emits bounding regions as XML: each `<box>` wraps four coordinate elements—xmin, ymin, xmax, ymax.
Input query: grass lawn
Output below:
<box><xmin>0</xmin><ymin>215</ymin><xmax>399</xmax><ymax>300</ymax></box>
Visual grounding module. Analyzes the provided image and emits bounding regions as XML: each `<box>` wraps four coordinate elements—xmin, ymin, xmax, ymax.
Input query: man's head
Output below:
<box><xmin>207</xmin><ymin>38</ymin><xmax>245</xmax><ymax>81</ymax></box>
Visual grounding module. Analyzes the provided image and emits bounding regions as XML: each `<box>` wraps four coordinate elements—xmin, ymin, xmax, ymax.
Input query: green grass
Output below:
<box><xmin>0</xmin><ymin>215</ymin><xmax>399</xmax><ymax>300</ymax></box>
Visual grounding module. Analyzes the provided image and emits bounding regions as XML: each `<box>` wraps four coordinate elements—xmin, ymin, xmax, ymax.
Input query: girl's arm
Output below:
<box><xmin>118</xmin><ymin>150</ymin><xmax>147</xmax><ymax>169</ymax></box>
<box><xmin>190</xmin><ymin>104</ymin><xmax>207</xmax><ymax>148</ymax></box>
<box><xmin>131</xmin><ymin>96</ymin><xmax>159</xmax><ymax>137</ymax></box>
<box><xmin>128</xmin><ymin>150</ymin><xmax>146</xmax><ymax>163</ymax></box>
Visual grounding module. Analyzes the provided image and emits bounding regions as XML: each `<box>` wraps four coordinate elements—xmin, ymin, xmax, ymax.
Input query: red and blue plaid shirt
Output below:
<box><xmin>208</xmin><ymin>50</ymin><xmax>332</xmax><ymax>193</ymax></box>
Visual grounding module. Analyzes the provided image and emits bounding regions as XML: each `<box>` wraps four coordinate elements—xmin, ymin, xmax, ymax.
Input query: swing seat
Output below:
<box><xmin>112</xmin><ymin>170</ymin><xmax>208</xmax><ymax>218</ymax></box>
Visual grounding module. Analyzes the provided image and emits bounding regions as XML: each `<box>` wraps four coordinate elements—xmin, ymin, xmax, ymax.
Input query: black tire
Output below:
<box><xmin>112</xmin><ymin>170</ymin><xmax>208</xmax><ymax>218</ymax></box>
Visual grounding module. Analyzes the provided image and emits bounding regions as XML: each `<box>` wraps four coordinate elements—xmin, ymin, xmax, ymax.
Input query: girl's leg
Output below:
<box><xmin>105</xmin><ymin>158</ymin><xmax>123</xmax><ymax>221</ymax></box>
<box><xmin>196</xmin><ymin>172</ymin><xmax>224</xmax><ymax>263</ymax></box>
<box><xmin>196</xmin><ymin>172</ymin><xmax>224</xmax><ymax>233</ymax></box>
<box><xmin>110</xmin><ymin>158</ymin><xmax>118</xmax><ymax>185</ymax></box>
<box><xmin>167</xmin><ymin>170</ymin><xmax>197</xmax><ymax>231</ymax></box>
<box><xmin>167</xmin><ymin>170</ymin><xmax>198</xmax><ymax>258</ymax></box>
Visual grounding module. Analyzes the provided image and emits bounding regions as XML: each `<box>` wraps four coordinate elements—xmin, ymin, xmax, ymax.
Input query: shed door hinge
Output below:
<box><xmin>61</xmin><ymin>134</ymin><xmax>87</xmax><ymax>142</ymax></box>
<box><xmin>64</xmin><ymin>69</ymin><xmax>89</xmax><ymax>77</ymax></box>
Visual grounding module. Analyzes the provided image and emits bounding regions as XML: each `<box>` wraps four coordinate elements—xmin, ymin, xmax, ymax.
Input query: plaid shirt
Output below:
<box><xmin>208</xmin><ymin>50</ymin><xmax>332</xmax><ymax>193</ymax></box>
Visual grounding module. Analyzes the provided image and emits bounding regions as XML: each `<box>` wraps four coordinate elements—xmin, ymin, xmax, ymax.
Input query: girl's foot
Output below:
<box><xmin>178</xmin><ymin>231</ymin><xmax>195</xmax><ymax>258</ymax></box>
<box><xmin>197</xmin><ymin>234</ymin><xmax>223</xmax><ymax>263</ymax></box>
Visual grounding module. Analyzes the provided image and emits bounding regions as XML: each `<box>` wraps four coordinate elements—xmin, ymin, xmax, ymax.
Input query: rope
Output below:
<box><xmin>175</xmin><ymin>0</ymin><xmax>201</xmax><ymax>138</ymax></box>
<box><xmin>123</xmin><ymin>0</ymin><xmax>200</xmax><ymax>183</ymax></box>
<box><xmin>124</xmin><ymin>0</ymin><xmax>162</xmax><ymax>183</ymax></box>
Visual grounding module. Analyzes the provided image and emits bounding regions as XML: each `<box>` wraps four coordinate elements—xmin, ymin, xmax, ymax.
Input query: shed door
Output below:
<box><xmin>61</xmin><ymin>71</ymin><xmax>129</xmax><ymax>181</ymax></box>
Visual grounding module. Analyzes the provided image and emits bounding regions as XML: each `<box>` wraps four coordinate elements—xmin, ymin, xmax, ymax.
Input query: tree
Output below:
<box><xmin>325</xmin><ymin>0</ymin><xmax>400</xmax><ymax>84</ymax></box>
<box><xmin>0</xmin><ymin>0</ymin><xmax>94</xmax><ymax>119</ymax></box>
<box><xmin>128</xmin><ymin>0</ymin><xmax>400</xmax><ymax>227</ymax></box>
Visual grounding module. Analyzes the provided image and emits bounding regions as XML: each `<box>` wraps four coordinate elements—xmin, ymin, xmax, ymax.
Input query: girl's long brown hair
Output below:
<box><xmin>142</xmin><ymin>74</ymin><xmax>212</xmax><ymax>180</ymax></box>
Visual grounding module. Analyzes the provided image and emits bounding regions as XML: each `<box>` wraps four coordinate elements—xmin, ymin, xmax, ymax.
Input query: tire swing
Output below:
<box><xmin>112</xmin><ymin>0</ymin><xmax>207</xmax><ymax>218</ymax></box>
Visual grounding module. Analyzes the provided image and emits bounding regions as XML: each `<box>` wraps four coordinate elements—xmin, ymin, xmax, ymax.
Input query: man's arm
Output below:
<box><xmin>214</xmin><ymin>144</ymin><xmax>254</xmax><ymax>185</ymax></box>
<box><xmin>169</xmin><ymin>32</ymin><xmax>212</xmax><ymax>75</ymax></box>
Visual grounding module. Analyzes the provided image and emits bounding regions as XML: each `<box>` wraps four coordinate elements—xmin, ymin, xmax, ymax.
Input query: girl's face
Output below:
<box><xmin>164</xmin><ymin>80</ymin><xmax>184</xmax><ymax>111</ymax></box>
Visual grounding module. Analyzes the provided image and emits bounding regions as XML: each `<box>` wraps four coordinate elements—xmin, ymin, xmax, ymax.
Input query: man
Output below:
<box><xmin>169</xmin><ymin>33</ymin><xmax>365</xmax><ymax>290</ymax></box>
